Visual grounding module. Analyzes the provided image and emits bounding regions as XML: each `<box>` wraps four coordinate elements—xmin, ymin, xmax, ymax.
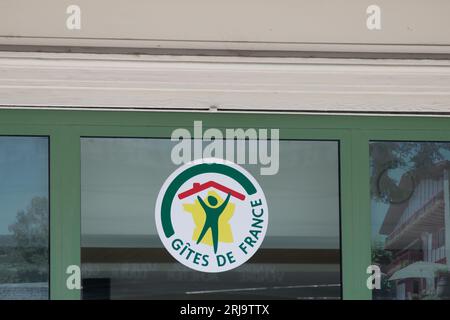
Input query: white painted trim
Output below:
<box><xmin>0</xmin><ymin>51</ymin><xmax>450</xmax><ymax>114</ymax></box>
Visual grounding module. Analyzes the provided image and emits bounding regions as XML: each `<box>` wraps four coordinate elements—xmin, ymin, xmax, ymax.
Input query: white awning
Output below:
<box><xmin>389</xmin><ymin>261</ymin><xmax>450</xmax><ymax>281</ymax></box>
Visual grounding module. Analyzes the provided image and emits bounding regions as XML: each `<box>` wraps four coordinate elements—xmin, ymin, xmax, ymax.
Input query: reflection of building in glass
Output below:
<box><xmin>379</xmin><ymin>161</ymin><xmax>450</xmax><ymax>299</ymax></box>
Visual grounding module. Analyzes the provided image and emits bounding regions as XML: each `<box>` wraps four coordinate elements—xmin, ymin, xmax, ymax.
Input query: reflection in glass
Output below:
<box><xmin>371</xmin><ymin>142</ymin><xmax>450</xmax><ymax>300</ymax></box>
<box><xmin>81</xmin><ymin>138</ymin><xmax>341</xmax><ymax>299</ymax></box>
<box><xmin>0</xmin><ymin>137</ymin><xmax>49</xmax><ymax>300</ymax></box>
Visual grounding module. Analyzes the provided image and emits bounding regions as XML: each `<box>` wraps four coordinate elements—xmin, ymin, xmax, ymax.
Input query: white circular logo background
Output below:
<box><xmin>155</xmin><ymin>158</ymin><xmax>268</xmax><ymax>273</ymax></box>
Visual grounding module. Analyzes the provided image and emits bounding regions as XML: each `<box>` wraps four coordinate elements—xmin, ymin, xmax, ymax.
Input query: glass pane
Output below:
<box><xmin>0</xmin><ymin>137</ymin><xmax>49</xmax><ymax>300</ymax></box>
<box><xmin>371</xmin><ymin>141</ymin><xmax>450</xmax><ymax>300</ymax></box>
<box><xmin>81</xmin><ymin>138</ymin><xmax>341</xmax><ymax>299</ymax></box>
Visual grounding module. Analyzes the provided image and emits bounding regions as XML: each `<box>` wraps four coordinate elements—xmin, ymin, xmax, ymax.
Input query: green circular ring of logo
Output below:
<box><xmin>160</xmin><ymin>162</ymin><xmax>257</xmax><ymax>238</ymax></box>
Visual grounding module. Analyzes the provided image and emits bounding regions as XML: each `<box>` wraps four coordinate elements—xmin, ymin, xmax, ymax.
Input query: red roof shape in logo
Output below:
<box><xmin>177</xmin><ymin>181</ymin><xmax>246</xmax><ymax>201</ymax></box>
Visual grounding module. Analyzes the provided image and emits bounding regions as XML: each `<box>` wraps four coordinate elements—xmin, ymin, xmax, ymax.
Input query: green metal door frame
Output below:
<box><xmin>1</xmin><ymin>109</ymin><xmax>450</xmax><ymax>300</ymax></box>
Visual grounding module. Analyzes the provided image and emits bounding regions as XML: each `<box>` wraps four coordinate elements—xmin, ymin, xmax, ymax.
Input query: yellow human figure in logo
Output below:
<box><xmin>183</xmin><ymin>191</ymin><xmax>235</xmax><ymax>252</ymax></box>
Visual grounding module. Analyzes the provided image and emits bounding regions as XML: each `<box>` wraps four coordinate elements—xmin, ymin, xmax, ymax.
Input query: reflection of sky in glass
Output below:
<box><xmin>0</xmin><ymin>137</ymin><xmax>48</xmax><ymax>235</ymax></box>
<box><xmin>81</xmin><ymin>138</ymin><xmax>340</xmax><ymax>249</ymax></box>
<box><xmin>371</xmin><ymin>144</ymin><xmax>450</xmax><ymax>243</ymax></box>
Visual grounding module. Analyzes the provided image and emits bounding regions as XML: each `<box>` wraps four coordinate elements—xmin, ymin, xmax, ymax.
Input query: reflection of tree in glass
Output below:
<box><xmin>372</xmin><ymin>240</ymin><xmax>394</xmax><ymax>299</ymax></box>
<box><xmin>372</xmin><ymin>240</ymin><xmax>392</xmax><ymax>266</ymax></box>
<box><xmin>370</xmin><ymin>142</ymin><xmax>450</xmax><ymax>204</ymax></box>
<box><xmin>8</xmin><ymin>196</ymin><xmax>48</xmax><ymax>282</ymax></box>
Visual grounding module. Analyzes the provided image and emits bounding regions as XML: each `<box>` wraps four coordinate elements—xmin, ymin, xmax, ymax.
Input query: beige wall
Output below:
<box><xmin>0</xmin><ymin>0</ymin><xmax>449</xmax><ymax>53</ymax></box>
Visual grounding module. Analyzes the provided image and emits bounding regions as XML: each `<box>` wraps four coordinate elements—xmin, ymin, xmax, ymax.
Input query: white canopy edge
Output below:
<box><xmin>0</xmin><ymin>51</ymin><xmax>450</xmax><ymax>114</ymax></box>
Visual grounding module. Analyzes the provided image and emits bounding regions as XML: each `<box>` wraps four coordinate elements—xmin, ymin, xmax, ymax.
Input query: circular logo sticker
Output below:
<box><xmin>155</xmin><ymin>158</ymin><xmax>268</xmax><ymax>273</ymax></box>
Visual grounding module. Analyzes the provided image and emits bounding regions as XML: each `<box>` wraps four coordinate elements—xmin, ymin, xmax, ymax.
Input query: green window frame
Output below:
<box><xmin>2</xmin><ymin>108</ymin><xmax>450</xmax><ymax>300</ymax></box>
